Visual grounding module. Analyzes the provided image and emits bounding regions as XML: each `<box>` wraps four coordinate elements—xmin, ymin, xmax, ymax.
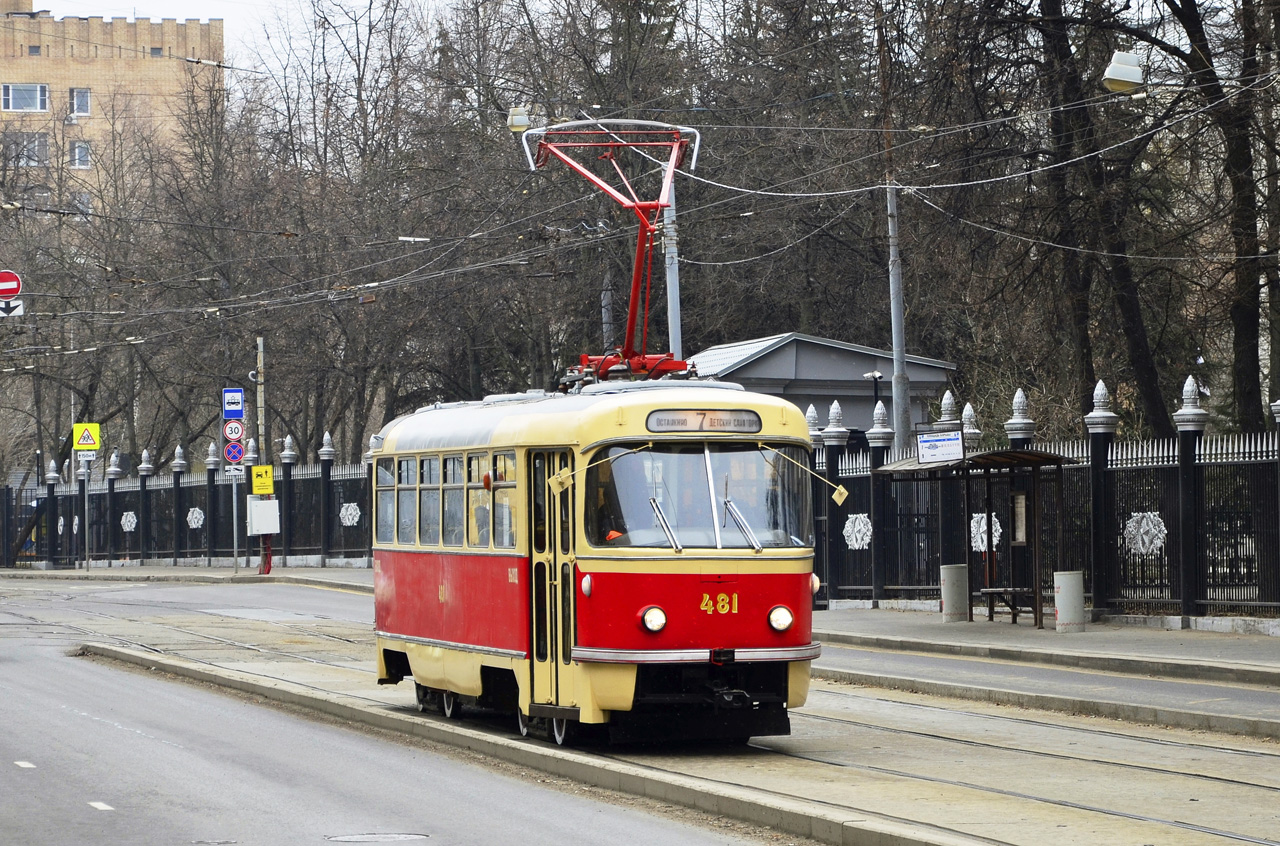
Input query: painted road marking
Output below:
<box><xmin>89</xmin><ymin>802</ymin><xmax>114</xmax><ymax>811</ymax></box>
<box><xmin>14</xmin><ymin>761</ymin><xmax>34</xmax><ymax>768</ymax></box>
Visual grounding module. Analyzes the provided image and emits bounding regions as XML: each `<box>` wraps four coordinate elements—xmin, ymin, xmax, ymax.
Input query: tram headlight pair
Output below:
<box><xmin>768</xmin><ymin>605</ymin><xmax>794</xmax><ymax>632</ymax></box>
<box><xmin>640</xmin><ymin>605</ymin><xmax>667</xmax><ymax>632</ymax></box>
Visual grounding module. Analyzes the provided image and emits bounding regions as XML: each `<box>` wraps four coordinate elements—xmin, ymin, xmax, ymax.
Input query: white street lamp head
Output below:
<box><xmin>1103</xmin><ymin>51</ymin><xmax>1145</xmax><ymax>93</ymax></box>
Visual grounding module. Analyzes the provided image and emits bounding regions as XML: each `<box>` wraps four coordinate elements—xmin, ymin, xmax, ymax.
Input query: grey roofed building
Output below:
<box><xmin>686</xmin><ymin>332</ymin><xmax>955</xmax><ymax>437</ymax></box>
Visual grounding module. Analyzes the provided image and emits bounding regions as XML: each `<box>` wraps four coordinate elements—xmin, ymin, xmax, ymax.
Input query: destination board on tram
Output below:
<box><xmin>646</xmin><ymin>409</ymin><xmax>762</xmax><ymax>434</ymax></box>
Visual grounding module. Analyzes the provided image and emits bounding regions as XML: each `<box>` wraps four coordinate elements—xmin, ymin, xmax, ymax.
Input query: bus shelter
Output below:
<box><xmin>875</xmin><ymin>448</ymin><xmax>1076</xmax><ymax>628</ymax></box>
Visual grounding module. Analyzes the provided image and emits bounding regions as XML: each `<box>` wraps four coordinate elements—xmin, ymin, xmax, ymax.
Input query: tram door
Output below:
<box><xmin>529</xmin><ymin>450</ymin><xmax>576</xmax><ymax>709</ymax></box>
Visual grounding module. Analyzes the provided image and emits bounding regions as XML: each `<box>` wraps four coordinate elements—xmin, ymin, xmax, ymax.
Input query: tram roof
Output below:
<box><xmin>373</xmin><ymin>380</ymin><xmax>811</xmax><ymax>454</ymax></box>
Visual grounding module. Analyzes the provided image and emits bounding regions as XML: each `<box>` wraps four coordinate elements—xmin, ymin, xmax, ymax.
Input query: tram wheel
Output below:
<box><xmin>516</xmin><ymin>709</ymin><xmax>531</xmax><ymax>738</ymax></box>
<box><xmin>440</xmin><ymin>690</ymin><xmax>463</xmax><ymax>720</ymax></box>
<box><xmin>549</xmin><ymin>717</ymin><xmax>577</xmax><ymax>747</ymax></box>
<box><xmin>414</xmin><ymin>682</ymin><xmax>435</xmax><ymax>713</ymax></box>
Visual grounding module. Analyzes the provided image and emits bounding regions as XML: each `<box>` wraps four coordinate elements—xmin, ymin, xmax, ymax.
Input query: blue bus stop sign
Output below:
<box><xmin>223</xmin><ymin>388</ymin><xmax>245</xmax><ymax>420</ymax></box>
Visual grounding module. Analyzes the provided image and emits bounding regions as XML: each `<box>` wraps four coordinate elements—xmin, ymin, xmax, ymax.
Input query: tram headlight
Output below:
<box><xmin>581</xmin><ymin>574</ymin><xmax>592</xmax><ymax>597</ymax></box>
<box><xmin>768</xmin><ymin>605</ymin><xmax>794</xmax><ymax>632</ymax></box>
<box><xmin>640</xmin><ymin>605</ymin><xmax>667</xmax><ymax>632</ymax></box>
<box><xmin>810</xmin><ymin>573</ymin><xmax>821</xmax><ymax>595</ymax></box>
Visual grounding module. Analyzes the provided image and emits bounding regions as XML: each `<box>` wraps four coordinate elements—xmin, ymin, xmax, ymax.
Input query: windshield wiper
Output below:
<box><xmin>724</xmin><ymin>498</ymin><xmax>763</xmax><ymax>552</ymax></box>
<box><xmin>649</xmin><ymin>497</ymin><xmax>683</xmax><ymax>552</ymax></box>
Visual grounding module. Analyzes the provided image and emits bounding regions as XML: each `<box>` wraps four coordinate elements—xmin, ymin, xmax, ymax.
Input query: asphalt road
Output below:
<box><xmin>0</xmin><ymin>584</ymin><xmax>799</xmax><ymax>846</ymax></box>
<box><xmin>7</xmin><ymin>579</ymin><xmax>1280</xmax><ymax>846</ymax></box>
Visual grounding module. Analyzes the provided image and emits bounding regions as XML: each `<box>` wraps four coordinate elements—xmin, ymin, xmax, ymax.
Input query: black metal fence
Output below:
<box><xmin>2</xmin><ymin>457</ymin><xmax>372</xmax><ymax>569</ymax></box>
<box><xmin>810</xmin><ymin>391</ymin><xmax>1280</xmax><ymax>618</ymax></box>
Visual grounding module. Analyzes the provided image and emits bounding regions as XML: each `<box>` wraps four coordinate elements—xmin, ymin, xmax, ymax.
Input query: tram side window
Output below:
<box><xmin>467</xmin><ymin>453</ymin><xmax>491</xmax><ymax>548</ymax></box>
<box><xmin>397</xmin><ymin>457</ymin><xmax>417</xmax><ymax>544</ymax></box>
<box><xmin>492</xmin><ymin>452</ymin><xmax>516</xmax><ymax>549</ymax></box>
<box><xmin>442</xmin><ymin>456</ymin><xmax>464</xmax><ymax>546</ymax></box>
<box><xmin>375</xmin><ymin>457</ymin><xmax>395</xmax><ymax>544</ymax></box>
<box><xmin>419</xmin><ymin>456</ymin><xmax>440</xmax><ymax>546</ymax></box>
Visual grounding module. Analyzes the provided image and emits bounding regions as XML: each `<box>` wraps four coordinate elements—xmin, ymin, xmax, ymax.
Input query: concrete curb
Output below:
<box><xmin>811</xmin><ymin>666</ymin><xmax>1280</xmax><ymax>740</ymax></box>
<box><xmin>813</xmin><ymin>629</ymin><xmax>1280</xmax><ymax>688</ymax></box>
<box><xmin>82</xmin><ymin>642</ymin><xmax>989</xmax><ymax>846</ymax></box>
<box><xmin>0</xmin><ymin>569</ymin><xmax>374</xmax><ymax>594</ymax></box>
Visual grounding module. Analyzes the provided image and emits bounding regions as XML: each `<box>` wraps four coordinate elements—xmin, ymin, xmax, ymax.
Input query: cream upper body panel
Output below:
<box><xmin>373</xmin><ymin>381</ymin><xmax>812</xmax><ymax>457</ymax></box>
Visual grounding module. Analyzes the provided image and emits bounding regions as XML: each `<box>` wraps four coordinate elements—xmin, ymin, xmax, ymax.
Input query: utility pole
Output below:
<box><xmin>255</xmin><ymin>337</ymin><xmax>267</xmax><ymax>464</ymax></box>
<box><xmin>877</xmin><ymin>1</ymin><xmax>911</xmax><ymax>452</ymax></box>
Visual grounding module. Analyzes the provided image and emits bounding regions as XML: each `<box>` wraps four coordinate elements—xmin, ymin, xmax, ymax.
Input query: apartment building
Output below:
<box><xmin>0</xmin><ymin>0</ymin><xmax>223</xmax><ymax>210</ymax></box>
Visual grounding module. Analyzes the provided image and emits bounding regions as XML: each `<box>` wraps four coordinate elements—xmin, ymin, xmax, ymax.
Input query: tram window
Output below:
<box><xmin>419</xmin><ymin>456</ymin><xmax>440</xmax><ymax>546</ymax></box>
<box><xmin>442</xmin><ymin>455</ymin><xmax>464</xmax><ymax>546</ymax></box>
<box><xmin>376</xmin><ymin>489</ymin><xmax>394</xmax><ymax>543</ymax></box>
<box><xmin>584</xmin><ymin>443</ymin><xmax>814</xmax><ymax>549</ymax></box>
<box><xmin>375</xmin><ymin>457</ymin><xmax>395</xmax><ymax>544</ymax></box>
<box><xmin>558</xmin><ymin>453</ymin><xmax>572</xmax><ymax>555</ymax></box>
<box><xmin>467</xmin><ymin>453</ymin><xmax>491</xmax><ymax>547</ymax></box>
<box><xmin>397</xmin><ymin>488</ymin><xmax>416</xmax><ymax>544</ymax></box>
<box><xmin>532</xmin><ymin>454</ymin><xmax>547</xmax><ymax>554</ymax></box>
<box><xmin>491</xmin><ymin>451</ymin><xmax>516</xmax><ymax>548</ymax></box>
<box><xmin>533</xmin><ymin>561</ymin><xmax>548</xmax><ymax>661</ymax></box>
<box><xmin>560</xmin><ymin>561</ymin><xmax>573</xmax><ymax>665</ymax></box>
<box><xmin>397</xmin><ymin>458</ymin><xmax>417</xmax><ymax>486</ymax></box>
<box><xmin>419</xmin><ymin>488</ymin><xmax>440</xmax><ymax>545</ymax></box>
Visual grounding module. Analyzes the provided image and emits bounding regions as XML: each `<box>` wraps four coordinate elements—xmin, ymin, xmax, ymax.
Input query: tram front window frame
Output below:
<box><xmin>584</xmin><ymin>442</ymin><xmax>813</xmax><ymax>550</ymax></box>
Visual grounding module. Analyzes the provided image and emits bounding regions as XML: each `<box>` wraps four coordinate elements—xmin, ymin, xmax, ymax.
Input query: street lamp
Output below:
<box><xmin>507</xmin><ymin>106</ymin><xmax>530</xmax><ymax>134</ymax></box>
<box><xmin>863</xmin><ymin>370</ymin><xmax>883</xmax><ymax>410</ymax></box>
<box><xmin>1103</xmin><ymin>51</ymin><xmax>1145</xmax><ymax>93</ymax></box>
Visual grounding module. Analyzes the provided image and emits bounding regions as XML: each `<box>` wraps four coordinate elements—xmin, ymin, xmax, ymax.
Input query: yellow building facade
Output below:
<box><xmin>0</xmin><ymin>0</ymin><xmax>223</xmax><ymax>209</ymax></box>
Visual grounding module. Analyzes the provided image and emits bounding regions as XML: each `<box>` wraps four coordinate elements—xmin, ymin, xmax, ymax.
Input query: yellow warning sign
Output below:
<box><xmin>73</xmin><ymin>423</ymin><xmax>100</xmax><ymax>451</ymax></box>
<box><xmin>251</xmin><ymin>464</ymin><xmax>275</xmax><ymax>495</ymax></box>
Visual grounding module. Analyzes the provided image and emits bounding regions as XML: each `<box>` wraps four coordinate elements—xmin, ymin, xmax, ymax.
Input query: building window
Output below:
<box><xmin>71</xmin><ymin>192</ymin><xmax>93</xmax><ymax>217</ymax></box>
<box><xmin>2</xmin><ymin>83</ymin><xmax>48</xmax><ymax>111</ymax></box>
<box><xmin>5</xmin><ymin>132</ymin><xmax>48</xmax><ymax>167</ymax></box>
<box><xmin>150</xmin><ymin>47</ymin><xmax>164</xmax><ymax>58</ymax></box>
<box><xmin>69</xmin><ymin>141</ymin><xmax>90</xmax><ymax>169</ymax></box>
<box><xmin>28</xmin><ymin>45</ymin><xmax>40</xmax><ymax>57</ymax></box>
<box><xmin>70</xmin><ymin>88</ymin><xmax>90</xmax><ymax>115</ymax></box>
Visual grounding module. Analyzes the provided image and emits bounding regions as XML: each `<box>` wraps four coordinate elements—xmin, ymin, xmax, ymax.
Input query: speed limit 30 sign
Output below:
<box><xmin>223</xmin><ymin>419</ymin><xmax>245</xmax><ymax>441</ymax></box>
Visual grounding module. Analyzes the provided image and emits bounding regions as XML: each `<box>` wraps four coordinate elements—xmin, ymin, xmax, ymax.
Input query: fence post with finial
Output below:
<box><xmin>106</xmin><ymin>448</ymin><xmax>122</xmax><ymax>565</ymax></box>
<box><xmin>319</xmin><ymin>432</ymin><xmax>336</xmax><ymax>567</ymax></box>
<box><xmin>281</xmin><ymin>435</ymin><xmax>299</xmax><ymax>566</ymax></box>
<box><xmin>866</xmin><ymin>401</ymin><xmax>895</xmax><ymax>603</ymax></box>
<box><xmin>45</xmin><ymin>460</ymin><xmax>60</xmax><ymax>566</ymax></box>
<box><xmin>171</xmin><ymin>446</ymin><xmax>187</xmax><ymax>567</ymax></box>
<box><xmin>205</xmin><ymin>443</ymin><xmax>218</xmax><ymax>566</ymax></box>
<box><xmin>138</xmin><ymin>450</ymin><xmax>154</xmax><ymax>564</ymax></box>
<box><xmin>819</xmin><ymin>402</ymin><xmax>851</xmax><ymax>608</ymax></box>
<box><xmin>1173</xmin><ymin>376</ymin><xmax>1208</xmax><ymax>617</ymax></box>
<box><xmin>1084</xmin><ymin>381</ymin><xmax>1119</xmax><ymax>610</ymax></box>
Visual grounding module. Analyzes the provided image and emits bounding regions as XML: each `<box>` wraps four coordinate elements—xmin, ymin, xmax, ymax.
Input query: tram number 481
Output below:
<box><xmin>700</xmin><ymin>593</ymin><xmax>739</xmax><ymax>614</ymax></box>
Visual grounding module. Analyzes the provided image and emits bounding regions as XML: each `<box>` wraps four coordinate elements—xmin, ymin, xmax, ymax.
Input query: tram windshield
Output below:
<box><xmin>584</xmin><ymin>443</ymin><xmax>813</xmax><ymax>549</ymax></box>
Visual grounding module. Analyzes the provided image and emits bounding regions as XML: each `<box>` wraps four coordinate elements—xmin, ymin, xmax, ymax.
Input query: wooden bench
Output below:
<box><xmin>979</xmin><ymin>587</ymin><xmax>1039</xmax><ymax>625</ymax></box>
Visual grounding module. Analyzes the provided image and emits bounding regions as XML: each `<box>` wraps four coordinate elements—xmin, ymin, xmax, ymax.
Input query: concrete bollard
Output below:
<box><xmin>1054</xmin><ymin>570</ymin><xmax>1086</xmax><ymax>633</ymax></box>
<box><xmin>940</xmin><ymin>564</ymin><xmax>969</xmax><ymax>622</ymax></box>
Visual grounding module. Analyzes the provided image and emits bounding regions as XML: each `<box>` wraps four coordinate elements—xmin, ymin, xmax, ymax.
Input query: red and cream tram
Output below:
<box><xmin>372</xmin><ymin>381</ymin><xmax>820</xmax><ymax>743</ymax></box>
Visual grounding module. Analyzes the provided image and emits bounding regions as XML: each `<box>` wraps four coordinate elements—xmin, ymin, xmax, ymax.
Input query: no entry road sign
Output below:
<box><xmin>0</xmin><ymin>270</ymin><xmax>22</xmax><ymax>301</ymax></box>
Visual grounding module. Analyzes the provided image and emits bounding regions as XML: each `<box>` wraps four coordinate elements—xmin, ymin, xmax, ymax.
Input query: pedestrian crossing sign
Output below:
<box><xmin>73</xmin><ymin>423</ymin><xmax>101</xmax><ymax>451</ymax></box>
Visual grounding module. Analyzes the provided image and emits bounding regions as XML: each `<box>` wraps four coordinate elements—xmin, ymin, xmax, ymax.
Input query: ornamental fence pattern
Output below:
<box><xmin>0</xmin><ymin>436</ymin><xmax>371</xmax><ymax>569</ymax></box>
<box><xmin>810</xmin><ymin>380</ymin><xmax>1280</xmax><ymax>617</ymax></box>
